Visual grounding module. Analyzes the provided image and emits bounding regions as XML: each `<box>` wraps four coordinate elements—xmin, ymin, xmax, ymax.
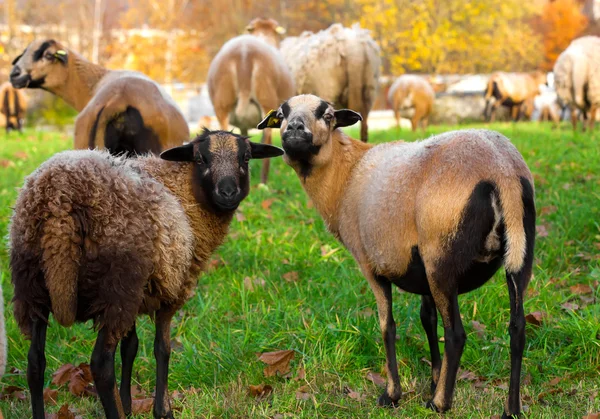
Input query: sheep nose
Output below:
<box><xmin>287</xmin><ymin>119</ymin><xmax>305</xmax><ymax>131</ymax></box>
<box><xmin>10</xmin><ymin>67</ymin><xmax>22</xmax><ymax>79</ymax></box>
<box><xmin>218</xmin><ymin>183</ymin><xmax>237</xmax><ymax>199</ymax></box>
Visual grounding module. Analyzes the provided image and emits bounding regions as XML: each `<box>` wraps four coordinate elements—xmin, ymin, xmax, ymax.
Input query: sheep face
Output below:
<box><xmin>161</xmin><ymin>129</ymin><xmax>283</xmax><ymax>213</ymax></box>
<box><xmin>257</xmin><ymin>94</ymin><xmax>361</xmax><ymax>173</ymax></box>
<box><xmin>245</xmin><ymin>18</ymin><xmax>286</xmax><ymax>47</ymax></box>
<box><xmin>10</xmin><ymin>39</ymin><xmax>69</xmax><ymax>90</ymax></box>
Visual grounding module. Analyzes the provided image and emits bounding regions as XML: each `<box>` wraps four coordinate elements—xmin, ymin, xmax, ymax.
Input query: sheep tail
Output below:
<box><xmin>234</xmin><ymin>55</ymin><xmax>254</xmax><ymax>119</ymax></box>
<box><xmin>497</xmin><ymin>178</ymin><xmax>529</xmax><ymax>274</ymax></box>
<box><xmin>42</xmin><ymin>211</ymin><xmax>84</xmax><ymax>327</ymax></box>
<box><xmin>2</xmin><ymin>87</ymin><xmax>10</xmax><ymax>121</ymax></box>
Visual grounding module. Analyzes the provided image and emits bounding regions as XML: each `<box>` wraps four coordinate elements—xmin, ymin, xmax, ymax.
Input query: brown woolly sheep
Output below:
<box><xmin>258</xmin><ymin>95</ymin><xmax>535</xmax><ymax>418</ymax></box>
<box><xmin>10</xmin><ymin>39</ymin><xmax>189</xmax><ymax>156</ymax></box>
<box><xmin>484</xmin><ymin>71</ymin><xmax>546</xmax><ymax>122</ymax></box>
<box><xmin>207</xmin><ymin>19</ymin><xmax>294</xmax><ymax>184</ymax></box>
<box><xmin>9</xmin><ymin>129</ymin><xmax>283</xmax><ymax>419</ymax></box>
<box><xmin>279</xmin><ymin>23</ymin><xmax>381</xmax><ymax>143</ymax></box>
<box><xmin>387</xmin><ymin>75</ymin><xmax>435</xmax><ymax>132</ymax></box>
<box><xmin>0</xmin><ymin>81</ymin><xmax>27</xmax><ymax>133</ymax></box>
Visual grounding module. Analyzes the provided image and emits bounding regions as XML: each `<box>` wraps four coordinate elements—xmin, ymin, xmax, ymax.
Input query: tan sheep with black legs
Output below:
<box><xmin>0</xmin><ymin>81</ymin><xmax>27</xmax><ymax>133</ymax></box>
<box><xmin>387</xmin><ymin>75</ymin><xmax>435</xmax><ymax>132</ymax></box>
<box><xmin>9</xmin><ymin>129</ymin><xmax>283</xmax><ymax>419</ymax></box>
<box><xmin>10</xmin><ymin>39</ymin><xmax>189</xmax><ymax>156</ymax></box>
<box><xmin>258</xmin><ymin>94</ymin><xmax>536</xmax><ymax>418</ymax></box>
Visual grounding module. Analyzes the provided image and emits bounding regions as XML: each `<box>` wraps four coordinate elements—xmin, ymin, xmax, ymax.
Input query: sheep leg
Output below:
<box><xmin>120</xmin><ymin>323</ymin><xmax>139</xmax><ymax>416</ymax></box>
<box><xmin>28</xmin><ymin>312</ymin><xmax>49</xmax><ymax>419</ymax></box>
<box><xmin>365</xmin><ymin>271</ymin><xmax>402</xmax><ymax>406</ymax></box>
<box><xmin>571</xmin><ymin>110</ymin><xmax>578</xmax><ymax>131</ymax></box>
<box><xmin>360</xmin><ymin>115</ymin><xmax>369</xmax><ymax>142</ymax></box>
<box><xmin>154</xmin><ymin>306</ymin><xmax>176</xmax><ymax>419</ymax></box>
<box><xmin>260</xmin><ymin>128</ymin><xmax>273</xmax><ymax>184</ymax></box>
<box><xmin>588</xmin><ymin>104</ymin><xmax>597</xmax><ymax>131</ymax></box>
<box><xmin>420</xmin><ymin>295</ymin><xmax>441</xmax><ymax>394</ymax></box>
<box><xmin>426</xmin><ymin>291</ymin><xmax>465</xmax><ymax>413</ymax></box>
<box><xmin>91</xmin><ymin>327</ymin><xmax>125</xmax><ymax>419</ymax></box>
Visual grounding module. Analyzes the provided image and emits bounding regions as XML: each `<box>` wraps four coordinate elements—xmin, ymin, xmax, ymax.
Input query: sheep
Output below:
<box><xmin>0</xmin><ymin>81</ymin><xmax>27</xmax><ymax>133</ymax></box>
<box><xmin>258</xmin><ymin>94</ymin><xmax>535</xmax><ymax>418</ymax></box>
<box><xmin>9</xmin><ymin>129</ymin><xmax>283</xmax><ymax>419</ymax></box>
<box><xmin>207</xmin><ymin>19</ymin><xmax>294</xmax><ymax>184</ymax></box>
<box><xmin>245</xmin><ymin>17</ymin><xmax>287</xmax><ymax>48</ymax></box>
<box><xmin>553</xmin><ymin>36</ymin><xmax>600</xmax><ymax>131</ymax></box>
<box><xmin>484</xmin><ymin>71</ymin><xmax>547</xmax><ymax>122</ymax></box>
<box><xmin>10</xmin><ymin>39</ymin><xmax>189</xmax><ymax>156</ymax></box>
<box><xmin>387</xmin><ymin>75</ymin><xmax>435</xmax><ymax>132</ymax></box>
<box><xmin>278</xmin><ymin>23</ymin><xmax>381</xmax><ymax>142</ymax></box>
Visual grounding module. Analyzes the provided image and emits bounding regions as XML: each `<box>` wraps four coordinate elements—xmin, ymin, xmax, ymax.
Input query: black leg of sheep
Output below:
<box><xmin>27</xmin><ymin>310</ymin><xmax>49</xmax><ymax>419</ymax></box>
<box><xmin>91</xmin><ymin>327</ymin><xmax>123</xmax><ymax>419</ymax></box>
<box><xmin>154</xmin><ymin>306</ymin><xmax>176</xmax><ymax>419</ymax></box>
<box><xmin>120</xmin><ymin>323</ymin><xmax>139</xmax><ymax>416</ymax></box>
<box><xmin>419</xmin><ymin>295</ymin><xmax>441</xmax><ymax>394</ymax></box>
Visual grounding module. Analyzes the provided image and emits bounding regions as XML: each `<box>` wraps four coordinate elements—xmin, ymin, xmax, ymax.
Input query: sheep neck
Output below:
<box><xmin>299</xmin><ymin>130</ymin><xmax>373</xmax><ymax>237</ymax></box>
<box><xmin>49</xmin><ymin>51</ymin><xmax>109</xmax><ymax>111</ymax></box>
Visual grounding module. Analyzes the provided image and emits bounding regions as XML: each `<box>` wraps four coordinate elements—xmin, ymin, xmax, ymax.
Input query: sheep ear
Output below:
<box><xmin>11</xmin><ymin>52</ymin><xmax>23</xmax><ymax>65</ymax></box>
<box><xmin>53</xmin><ymin>50</ymin><xmax>68</xmax><ymax>64</ymax></box>
<box><xmin>257</xmin><ymin>109</ymin><xmax>281</xmax><ymax>130</ymax></box>
<box><xmin>249</xmin><ymin>141</ymin><xmax>284</xmax><ymax>159</ymax></box>
<box><xmin>160</xmin><ymin>143</ymin><xmax>195</xmax><ymax>162</ymax></box>
<box><xmin>334</xmin><ymin>109</ymin><xmax>362</xmax><ymax>129</ymax></box>
<box><xmin>275</xmin><ymin>26</ymin><xmax>286</xmax><ymax>34</ymax></box>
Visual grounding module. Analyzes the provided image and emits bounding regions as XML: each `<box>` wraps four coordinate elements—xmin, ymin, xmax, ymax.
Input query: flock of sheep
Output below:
<box><xmin>0</xmin><ymin>17</ymin><xmax>593</xmax><ymax>419</ymax></box>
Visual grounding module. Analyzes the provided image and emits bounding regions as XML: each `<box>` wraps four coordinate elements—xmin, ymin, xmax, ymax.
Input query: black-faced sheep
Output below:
<box><xmin>10</xmin><ymin>39</ymin><xmax>189</xmax><ymax>156</ymax></box>
<box><xmin>554</xmin><ymin>36</ymin><xmax>600</xmax><ymax>131</ymax></box>
<box><xmin>9</xmin><ymin>129</ymin><xmax>283</xmax><ymax>419</ymax></box>
<box><xmin>258</xmin><ymin>94</ymin><xmax>535</xmax><ymax>418</ymax></box>
<box><xmin>207</xmin><ymin>18</ymin><xmax>294</xmax><ymax>184</ymax></box>
<box><xmin>387</xmin><ymin>75</ymin><xmax>435</xmax><ymax>132</ymax></box>
<box><xmin>0</xmin><ymin>81</ymin><xmax>27</xmax><ymax>133</ymax></box>
<box><xmin>278</xmin><ymin>23</ymin><xmax>381</xmax><ymax>142</ymax></box>
<box><xmin>484</xmin><ymin>71</ymin><xmax>547</xmax><ymax>122</ymax></box>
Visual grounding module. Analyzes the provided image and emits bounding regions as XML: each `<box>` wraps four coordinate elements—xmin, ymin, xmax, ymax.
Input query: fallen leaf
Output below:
<box><xmin>45</xmin><ymin>403</ymin><xmax>77</xmax><ymax>419</ymax></box>
<box><xmin>583</xmin><ymin>413</ymin><xmax>600</xmax><ymax>419</ymax></box>
<box><xmin>560</xmin><ymin>302</ymin><xmax>579</xmax><ymax>311</ymax></box>
<box><xmin>570</xmin><ymin>284</ymin><xmax>593</xmax><ymax>295</ymax></box>
<box><xmin>540</xmin><ymin>205</ymin><xmax>557</xmax><ymax>216</ymax></box>
<box><xmin>295</xmin><ymin>366</ymin><xmax>306</xmax><ymax>381</ymax></box>
<box><xmin>235</xmin><ymin>212</ymin><xmax>246</xmax><ymax>222</ymax></box>
<box><xmin>548</xmin><ymin>377</ymin><xmax>561</xmax><ymax>386</ymax></box>
<box><xmin>247</xmin><ymin>384</ymin><xmax>273</xmax><ymax>399</ymax></box>
<box><xmin>131</xmin><ymin>384</ymin><xmax>145</xmax><ymax>398</ymax></box>
<box><xmin>366</xmin><ymin>371</ymin><xmax>386</xmax><ymax>388</ymax></box>
<box><xmin>52</xmin><ymin>364</ymin><xmax>76</xmax><ymax>386</ymax></box>
<box><xmin>76</xmin><ymin>363</ymin><xmax>93</xmax><ymax>384</ymax></box>
<box><xmin>0</xmin><ymin>385</ymin><xmax>26</xmax><ymax>401</ymax></box>
<box><xmin>132</xmin><ymin>398</ymin><xmax>154</xmax><ymax>414</ymax></box>
<box><xmin>536</xmin><ymin>224</ymin><xmax>549</xmax><ymax>238</ymax></box>
<box><xmin>44</xmin><ymin>388</ymin><xmax>59</xmax><ymax>405</ymax></box>
<box><xmin>68</xmin><ymin>370</ymin><xmax>92</xmax><ymax>397</ymax></box>
<box><xmin>295</xmin><ymin>385</ymin><xmax>311</xmax><ymax>400</ymax></box>
<box><xmin>0</xmin><ymin>159</ymin><xmax>14</xmax><ymax>168</ymax></box>
<box><xmin>358</xmin><ymin>307</ymin><xmax>375</xmax><ymax>318</ymax></box>
<box><xmin>344</xmin><ymin>386</ymin><xmax>366</xmax><ymax>401</ymax></box>
<box><xmin>420</xmin><ymin>357</ymin><xmax>432</xmax><ymax>367</ymax></box>
<box><xmin>306</xmin><ymin>200</ymin><xmax>314</xmax><ymax>209</ymax></box>
<box><xmin>470</xmin><ymin>320</ymin><xmax>486</xmax><ymax>338</ymax></box>
<box><xmin>525</xmin><ymin>311</ymin><xmax>546</xmax><ymax>327</ymax></box>
<box><xmin>13</xmin><ymin>151</ymin><xmax>28</xmax><ymax>160</ymax></box>
<box><xmin>257</xmin><ymin>350</ymin><xmax>295</xmax><ymax>377</ymax></box>
<box><xmin>261</xmin><ymin>198</ymin><xmax>275</xmax><ymax>211</ymax></box>
<box><xmin>458</xmin><ymin>370</ymin><xmax>478</xmax><ymax>381</ymax></box>
<box><xmin>282</xmin><ymin>271</ymin><xmax>299</xmax><ymax>282</ymax></box>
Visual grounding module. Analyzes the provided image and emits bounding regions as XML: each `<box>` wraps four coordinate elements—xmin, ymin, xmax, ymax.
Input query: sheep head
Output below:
<box><xmin>257</xmin><ymin>94</ymin><xmax>361</xmax><ymax>174</ymax></box>
<box><xmin>245</xmin><ymin>18</ymin><xmax>286</xmax><ymax>48</ymax></box>
<box><xmin>10</xmin><ymin>39</ymin><xmax>69</xmax><ymax>90</ymax></box>
<box><xmin>161</xmin><ymin>129</ymin><xmax>283</xmax><ymax>213</ymax></box>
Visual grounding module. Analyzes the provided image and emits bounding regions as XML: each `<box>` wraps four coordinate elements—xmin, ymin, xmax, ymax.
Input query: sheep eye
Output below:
<box><xmin>45</xmin><ymin>52</ymin><xmax>55</xmax><ymax>61</ymax></box>
<box><xmin>276</xmin><ymin>111</ymin><xmax>283</xmax><ymax>119</ymax></box>
<box><xmin>323</xmin><ymin>113</ymin><xmax>333</xmax><ymax>122</ymax></box>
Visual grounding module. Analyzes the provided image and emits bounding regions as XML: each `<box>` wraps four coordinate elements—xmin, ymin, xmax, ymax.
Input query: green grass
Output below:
<box><xmin>0</xmin><ymin>123</ymin><xmax>599</xmax><ymax>418</ymax></box>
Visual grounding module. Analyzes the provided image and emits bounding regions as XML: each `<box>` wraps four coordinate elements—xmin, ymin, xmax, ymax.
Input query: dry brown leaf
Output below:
<box><xmin>13</xmin><ymin>151</ymin><xmax>28</xmax><ymax>160</ymax></box>
<box><xmin>366</xmin><ymin>371</ymin><xmax>386</xmax><ymax>388</ymax></box>
<box><xmin>344</xmin><ymin>386</ymin><xmax>366</xmax><ymax>401</ymax></box>
<box><xmin>570</xmin><ymin>284</ymin><xmax>593</xmax><ymax>295</ymax></box>
<box><xmin>295</xmin><ymin>385</ymin><xmax>311</xmax><ymax>400</ymax></box>
<box><xmin>458</xmin><ymin>370</ymin><xmax>478</xmax><ymax>381</ymax></box>
<box><xmin>261</xmin><ymin>198</ymin><xmax>275</xmax><ymax>211</ymax></box>
<box><xmin>235</xmin><ymin>212</ymin><xmax>246</xmax><ymax>222</ymax></box>
<box><xmin>132</xmin><ymin>398</ymin><xmax>154</xmax><ymax>414</ymax></box>
<box><xmin>561</xmin><ymin>302</ymin><xmax>579</xmax><ymax>311</ymax></box>
<box><xmin>68</xmin><ymin>371</ymin><xmax>90</xmax><ymax>397</ymax></box>
<box><xmin>282</xmin><ymin>271</ymin><xmax>299</xmax><ymax>282</ymax></box>
<box><xmin>0</xmin><ymin>159</ymin><xmax>14</xmax><ymax>168</ymax></box>
<box><xmin>358</xmin><ymin>307</ymin><xmax>375</xmax><ymax>318</ymax></box>
<box><xmin>548</xmin><ymin>377</ymin><xmax>561</xmax><ymax>386</ymax></box>
<box><xmin>536</xmin><ymin>224</ymin><xmax>549</xmax><ymax>238</ymax></box>
<box><xmin>295</xmin><ymin>366</ymin><xmax>306</xmax><ymax>381</ymax></box>
<box><xmin>247</xmin><ymin>384</ymin><xmax>273</xmax><ymax>399</ymax></box>
<box><xmin>77</xmin><ymin>363</ymin><xmax>93</xmax><ymax>384</ymax></box>
<box><xmin>583</xmin><ymin>414</ymin><xmax>600</xmax><ymax>419</ymax></box>
<box><xmin>470</xmin><ymin>320</ymin><xmax>486</xmax><ymax>338</ymax></box>
<box><xmin>45</xmin><ymin>403</ymin><xmax>77</xmax><ymax>419</ymax></box>
<box><xmin>130</xmin><ymin>384</ymin><xmax>146</xmax><ymax>399</ymax></box>
<box><xmin>44</xmin><ymin>388</ymin><xmax>59</xmax><ymax>406</ymax></box>
<box><xmin>420</xmin><ymin>357</ymin><xmax>432</xmax><ymax>367</ymax></box>
<box><xmin>52</xmin><ymin>364</ymin><xmax>76</xmax><ymax>386</ymax></box>
<box><xmin>257</xmin><ymin>350</ymin><xmax>295</xmax><ymax>377</ymax></box>
<box><xmin>540</xmin><ymin>205</ymin><xmax>557</xmax><ymax>216</ymax></box>
<box><xmin>525</xmin><ymin>311</ymin><xmax>546</xmax><ymax>327</ymax></box>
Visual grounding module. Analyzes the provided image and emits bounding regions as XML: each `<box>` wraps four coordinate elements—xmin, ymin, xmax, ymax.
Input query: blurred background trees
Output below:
<box><xmin>0</xmin><ymin>0</ymin><xmax>596</xmax><ymax>83</ymax></box>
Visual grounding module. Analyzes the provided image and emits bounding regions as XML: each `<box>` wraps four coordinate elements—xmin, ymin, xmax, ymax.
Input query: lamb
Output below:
<box><xmin>207</xmin><ymin>19</ymin><xmax>294</xmax><ymax>183</ymax></box>
<box><xmin>9</xmin><ymin>129</ymin><xmax>283</xmax><ymax>419</ymax></box>
<box><xmin>387</xmin><ymin>75</ymin><xmax>435</xmax><ymax>131</ymax></box>
<box><xmin>258</xmin><ymin>94</ymin><xmax>535</xmax><ymax>418</ymax></box>
<box><xmin>484</xmin><ymin>71</ymin><xmax>547</xmax><ymax>122</ymax></box>
<box><xmin>278</xmin><ymin>23</ymin><xmax>381</xmax><ymax>142</ymax></box>
<box><xmin>10</xmin><ymin>39</ymin><xmax>189</xmax><ymax>156</ymax></box>
<box><xmin>0</xmin><ymin>81</ymin><xmax>27</xmax><ymax>133</ymax></box>
<box><xmin>553</xmin><ymin>36</ymin><xmax>600</xmax><ymax>131</ymax></box>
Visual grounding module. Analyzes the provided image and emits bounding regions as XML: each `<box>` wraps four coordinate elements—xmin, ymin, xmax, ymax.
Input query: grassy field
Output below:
<box><xmin>0</xmin><ymin>123</ymin><xmax>599</xmax><ymax>419</ymax></box>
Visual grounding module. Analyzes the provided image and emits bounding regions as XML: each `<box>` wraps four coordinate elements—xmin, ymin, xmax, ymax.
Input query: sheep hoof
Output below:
<box><xmin>430</xmin><ymin>380</ymin><xmax>437</xmax><ymax>395</ymax></box>
<box><xmin>377</xmin><ymin>392</ymin><xmax>399</xmax><ymax>408</ymax></box>
<box><xmin>501</xmin><ymin>413</ymin><xmax>522</xmax><ymax>419</ymax></box>
<box><xmin>155</xmin><ymin>412</ymin><xmax>175</xmax><ymax>419</ymax></box>
<box><xmin>425</xmin><ymin>400</ymin><xmax>441</xmax><ymax>412</ymax></box>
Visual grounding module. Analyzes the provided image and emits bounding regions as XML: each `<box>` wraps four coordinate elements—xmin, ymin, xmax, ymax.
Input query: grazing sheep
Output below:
<box><xmin>0</xmin><ymin>81</ymin><xmax>27</xmax><ymax>133</ymax></box>
<box><xmin>553</xmin><ymin>36</ymin><xmax>600</xmax><ymax>131</ymax></box>
<box><xmin>258</xmin><ymin>95</ymin><xmax>535</xmax><ymax>418</ymax></box>
<box><xmin>387</xmin><ymin>75</ymin><xmax>435</xmax><ymax>131</ymax></box>
<box><xmin>9</xmin><ymin>129</ymin><xmax>283</xmax><ymax>419</ymax></box>
<box><xmin>207</xmin><ymin>19</ymin><xmax>294</xmax><ymax>183</ymax></box>
<box><xmin>10</xmin><ymin>39</ymin><xmax>189</xmax><ymax>156</ymax></box>
<box><xmin>279</xmin><ymin>23</ymin><xmax>381</xmax><ymax>142</ymax></box>
<box><xmin>484</xmin><ymin>71</ymin><xmax>547</xmax><ymax>122</ymax></box>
